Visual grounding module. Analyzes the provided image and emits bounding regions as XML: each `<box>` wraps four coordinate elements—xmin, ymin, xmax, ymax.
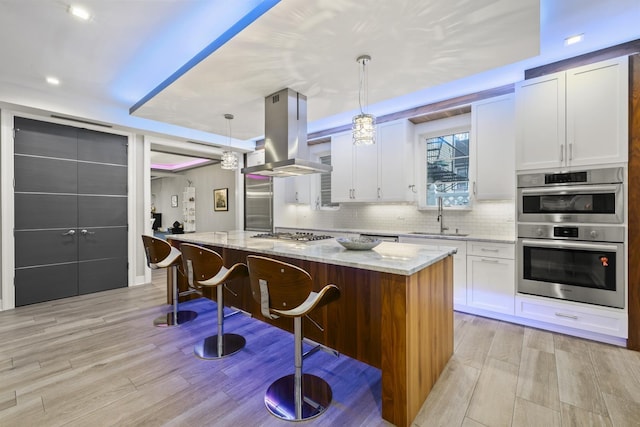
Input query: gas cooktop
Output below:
<box><xmin>252</xmin><ymin>232</ymin><xmax>334</xmax><ymax>242</ymax></box>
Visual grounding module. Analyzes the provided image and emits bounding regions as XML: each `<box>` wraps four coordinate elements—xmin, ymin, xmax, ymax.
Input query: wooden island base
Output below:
<box><xmin>168</xmin><ymin>243</ymin><xmax>453</xmax><ymax>427</ymax></box>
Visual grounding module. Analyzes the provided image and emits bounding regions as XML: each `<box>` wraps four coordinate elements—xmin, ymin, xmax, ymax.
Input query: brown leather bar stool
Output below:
<box><xmin>180</xmin><ymin>243</ymin><xmax>249</xmax><ymax>359</ymax></box>
<box><xmin>247</xmin><ymin>255</ymin><xmax>341</xmax><ymax>421</ymax></box>
<box><xmin>142</xmin><ymin>235</ymin><xmax>198</xmax><ymax>327</ymax></box>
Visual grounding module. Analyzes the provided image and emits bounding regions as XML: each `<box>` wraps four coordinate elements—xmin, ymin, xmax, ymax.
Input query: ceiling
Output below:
<box><xmin>0</xmin><ymin>0</ymin><xmax>639</xmax><ymax>147</ymax></box>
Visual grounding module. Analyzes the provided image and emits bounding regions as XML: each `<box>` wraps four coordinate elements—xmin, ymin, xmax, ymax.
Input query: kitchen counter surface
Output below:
<box><xmin>275</xmin><ymin>226</ymin><xmax>516</xmax><ymax>244</ymax></box>
<box><xmin>167</xmin><ymin>230</ymin><xmax>456</xmax><ymax>276</ymax></box>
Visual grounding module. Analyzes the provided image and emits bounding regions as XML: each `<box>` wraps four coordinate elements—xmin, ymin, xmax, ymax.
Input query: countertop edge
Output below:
<box><xmin>274</xmin><ymin>226</ymin><xmax>516</xmax><ymax>244</ymax></box>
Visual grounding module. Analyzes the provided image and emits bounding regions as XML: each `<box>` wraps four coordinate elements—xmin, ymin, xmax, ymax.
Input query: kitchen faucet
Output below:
<box><xmin>437</xmin><ymin>196</ymin><xmax>449</xmax><ymax>234</ymax></box>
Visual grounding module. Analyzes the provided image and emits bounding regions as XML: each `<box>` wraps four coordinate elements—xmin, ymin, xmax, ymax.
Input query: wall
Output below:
<box><xmin>151</xmin><ymin>163</ymin><xmax>237</xmax><ymax>232</ymax></box>
<box><xmin>276</xmin><ymin>199</ymin><xmax>515</xmax><ymax>238</ymax></box>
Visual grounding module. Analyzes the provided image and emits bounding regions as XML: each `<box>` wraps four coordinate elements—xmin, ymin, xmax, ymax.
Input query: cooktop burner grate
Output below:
<box><xmin>252</xmin><ymin>232</ymin><xmax>334</xmax><ymax>242</ymax></box>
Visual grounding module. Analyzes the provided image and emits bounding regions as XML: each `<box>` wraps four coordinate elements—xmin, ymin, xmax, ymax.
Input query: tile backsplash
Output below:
<box><xmin>277</xmin><ymin>201</ymin><xmax>515</xmax><ymax>238</ymax></box>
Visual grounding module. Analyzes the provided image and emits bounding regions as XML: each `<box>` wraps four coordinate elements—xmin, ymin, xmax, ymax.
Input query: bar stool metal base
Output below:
<box><xmin>264</xmin><ymin>374</ymin><xmax>332</xmax><ymax>421</ymax></box>
<box><xmin>153</xmin><ymin>310</ymin><xmax>198</xmax><ymax>327</ymax></box>
<box><xmin>194</xmin><ymin>333</ymin><xmax>246</xmax><ymax>359</ymax></box>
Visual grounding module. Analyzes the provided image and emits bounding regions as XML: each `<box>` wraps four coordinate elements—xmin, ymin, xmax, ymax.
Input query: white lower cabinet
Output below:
<box><xmin>515</xmin><ymin>294</ymin><xmax>628</xmax><ymax>338</ymax></box>
<box><xmin>398</xmin><ymin>237</ymin><xmax>467</xmax><ymax>306</ymax></box>
<box><xmin>466</xmin><ymin>242</ymin><xmax>515</xmax><ymax>315</ymax></box>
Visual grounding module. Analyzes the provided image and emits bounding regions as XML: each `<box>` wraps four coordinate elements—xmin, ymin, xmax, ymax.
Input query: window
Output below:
<box><xmin>319</xmin><ymin>154</ymin><xmax>338</xmax><ymax>208</ymax></box>
<box><xmin>425</xmin><ymin>131</ymin><xmax>470</xmax><ymax>207</ymax></box>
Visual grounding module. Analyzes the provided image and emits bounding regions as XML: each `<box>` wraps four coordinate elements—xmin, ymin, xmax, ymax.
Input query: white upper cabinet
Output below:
<box><xmin>566</xmin><ymin>57</ymin><xmax>629</xmax><ymax>167</ymax></box>
<box><xmin>516</xmin><ymin>56</ymin><xmax>628</xmax><ymax>171</ymax></box>
<box><xmin>330</xmin><ymin>131</ymin><xmax>357</xmax><ymax>202</ymax></box>
<box><xmin>378</xmin><ymin>120</ymin><xmax>415</xmax><ymax>202</ymax></box>
<box><xmin>331</xmin><ymin>119</ymin><xmax>415</xmax><ymax>203</ymax></box>
<box><xmin>284</xmin><ymin>175</ymin><xmax>310</xmax><ymax>204</ymax></box>
<box><xmin>471</xmin><ymin>94</ymin><xmax>515</xmax><ymax>200</ymax></box>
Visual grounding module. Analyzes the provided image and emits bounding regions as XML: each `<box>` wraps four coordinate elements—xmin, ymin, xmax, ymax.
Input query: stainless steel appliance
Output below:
<box><xmin>517</xmin><ymin>224</ymin><xmax>625</xmax><ymax>308</ymax></box>
<box><xmin>252</xmin><ymin>232</ymin><xmax>333</xmax><ymax>241</ymax></box>
<box><xmin>241</xmin><ymin>88</ymin><xmax>332</xmax><ymax>177</ymax></box>
<box><xmin>244</xmin><ymin>174</ymin><xmax>273</xmax><ymax>232</ymax></box>
<box><xmin>517</xmin><ymin>167</ymin><xmax>623</xmax><ymax>224</ymax></box>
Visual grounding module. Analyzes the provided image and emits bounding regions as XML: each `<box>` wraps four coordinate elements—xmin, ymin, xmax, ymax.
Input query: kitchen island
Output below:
<box><xmin>167</xmin><ymin>231</ymin><xmax>455</xmax><ymax>427</ymax></box>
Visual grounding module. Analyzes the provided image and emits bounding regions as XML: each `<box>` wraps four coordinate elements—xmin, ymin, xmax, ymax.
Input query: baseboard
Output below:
<box><xmin>454</xmin><ymin>305</ymin><xmax>627</xmax><ymax>347</ymax></box>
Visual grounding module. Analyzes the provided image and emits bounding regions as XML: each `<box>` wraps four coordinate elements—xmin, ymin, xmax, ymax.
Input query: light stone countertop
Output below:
<box><xmin>166</xmin><ymin>230</ymin><xmax>457</xmax><ymax>276</ymax></box>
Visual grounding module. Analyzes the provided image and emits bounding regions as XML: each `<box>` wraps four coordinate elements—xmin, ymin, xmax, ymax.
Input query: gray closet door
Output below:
<box><xmin>76</xmin><ymin>128</ymin><xmax>128</xmax><ymax>296</ymax></box>
<box><xmin>14</xmin><ymin>118</ymin><xmax>128</xmax><ymax>306</ymax></box>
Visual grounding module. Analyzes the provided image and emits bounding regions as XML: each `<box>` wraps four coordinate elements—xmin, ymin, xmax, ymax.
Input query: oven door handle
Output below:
<box><xmin>520</xmin><ymin>184</ymin><xmax>619</xmax><ymax>195</ymax></box>
<box><xmin>521</xmin><ymin>239</ymin><xmax>619</xmax><ymax>252</ymax></box>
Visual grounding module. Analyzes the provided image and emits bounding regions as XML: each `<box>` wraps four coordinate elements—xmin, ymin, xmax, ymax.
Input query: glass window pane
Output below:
<box><xmin>425</xmin><ymin>131</ymin><xmax>470</xmax><ymax>207</ymax></box>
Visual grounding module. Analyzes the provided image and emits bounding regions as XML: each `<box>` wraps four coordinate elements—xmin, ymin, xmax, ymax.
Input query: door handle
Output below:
<box><xmin>80</xmin><ymin>229</ymin><xmax>96</xmax><ymax>236</ymax></box>
<box><xmin>61</xmin><ymin>229</ymin><xmax>76</xmax><ymax>236</ymax></box>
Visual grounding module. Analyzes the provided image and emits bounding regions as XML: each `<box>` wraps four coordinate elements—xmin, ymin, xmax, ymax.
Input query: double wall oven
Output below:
<box><xmin>517</xmin><ymin>167</ymin><xmax>626</xmax><ymax>309</ymax></box>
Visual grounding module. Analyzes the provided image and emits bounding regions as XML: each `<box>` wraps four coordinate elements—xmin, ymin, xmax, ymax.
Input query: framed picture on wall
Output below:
<box><xmin>214</xmin><ymin>188</ymin><xmax>228</xmax><ymax>211</ymax></box>
<box><xmin>171</xmin><ymin>194</ymin><xmax>178</xmax><ymax>208</ymax></box>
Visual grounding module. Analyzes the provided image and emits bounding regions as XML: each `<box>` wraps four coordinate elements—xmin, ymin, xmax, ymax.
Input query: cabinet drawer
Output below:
<box><xmin>467</xmin><ymin>242</ymin><xmax>514</xmax><ymax>259</ymax></box>
<box><xmin>467</xmin><ymin>256</ymin><xmax>515</xmax><ymax>315</ymax></box>
<box><xmin>516</xmin><ymin>295</ymin><xmax>627</xmax><ymax>338</ymax></box>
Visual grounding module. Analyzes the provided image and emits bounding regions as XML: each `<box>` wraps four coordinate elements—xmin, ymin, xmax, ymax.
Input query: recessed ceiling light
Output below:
<box><xmin>46</xmin><ymin>76</ymin><xmax>60</xmax><ymax>86</ymax></box>
<box><xmin>68</xmin><ymin>5</ymin><xmax>91</xmax><ymax>21</ymax></box>
<box><xmin>565</xmin><ymin>34</ymin><xmax>584</xmax><ymax>46</ymax></box>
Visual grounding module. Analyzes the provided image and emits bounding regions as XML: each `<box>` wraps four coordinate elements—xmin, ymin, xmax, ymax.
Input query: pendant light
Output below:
<box><xmin>352</xmin><ymin>54</ymin><xmax>376</xmax><ymax>145</ymax></box>
<box><xmin>221</xmin><ymin>113</ymin><xmax>238</xmax><ymax>170</ymax></box>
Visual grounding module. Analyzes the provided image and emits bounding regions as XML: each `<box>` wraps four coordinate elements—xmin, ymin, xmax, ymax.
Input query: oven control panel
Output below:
<box><xmin>553</xmin><ymin>226</ymin><xmax>579</xmax><ymax>238</ymax></box>
<box><xmin>518</xmin><ymin>224</ymin><xmax>624</xmax><ymax>243</ymax></box>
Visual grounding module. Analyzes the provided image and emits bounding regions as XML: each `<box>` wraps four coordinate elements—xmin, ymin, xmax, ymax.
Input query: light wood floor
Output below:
<box><xmin>1</xmin><ymin>271</ymin><xmax>639</xmax><ymax>427</ymax></box>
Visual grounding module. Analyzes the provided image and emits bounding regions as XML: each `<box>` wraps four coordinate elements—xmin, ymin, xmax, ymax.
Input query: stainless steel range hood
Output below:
<box><xmin>241</xmin><ymin>88</ymin><xmax>332</xmax><ymax>177</ymax></box>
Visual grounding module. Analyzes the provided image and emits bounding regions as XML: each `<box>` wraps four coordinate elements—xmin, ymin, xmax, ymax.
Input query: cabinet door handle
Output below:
<box><xmin>569</xmin><ymin>143</ymin><xmax>573</xmax><ymax>161</ymax></box>
<box><xmin>377</xmin><ymin>187</ymin><xmax>381</xmax><ymax>198</ymax></box>
<box><xmin>480</xmin><ymin>258</ymin><xmax>499</xmax><ymax>263</ymax></box>
<box><xmin>473</xmin><ymin>181</ymin><xmax>477</xmax><ymax>195</ymax></box>
<box><xmin>555</xmin><ymin>312</ymin><xmax>578</xmax><ymax>320</ymax></box>
<box><xmin>560</xmin><ymin>144</ymin><xmax>564</xmax><ymax>162</ymax></box>
<box><xmin>480</xmin><ymin>248</ymin><xmax>499</xmax><ymax>252</ymax></box>
<box><xmin>295</xmin><ymin>191</ymin><xmax>299</xmax><ymax>202</ymax></box>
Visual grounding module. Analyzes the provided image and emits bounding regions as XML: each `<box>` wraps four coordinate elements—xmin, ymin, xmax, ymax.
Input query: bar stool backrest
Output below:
<box><xmin>246</xmin><ymin>255</ymin><xmax>313</xmax><ymax>313</ymax></box>
<box><xmin>141</xmin><ymin>235</ymin><xmax>172</xmax><ymax>267</ymax></box>
<box><xmin>180</xmin><ymin>243</ymin><xmax>224</xmax><ymax>291</ymax></box>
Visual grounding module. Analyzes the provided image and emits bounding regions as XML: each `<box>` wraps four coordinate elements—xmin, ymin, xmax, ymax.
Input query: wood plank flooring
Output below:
<box><xmin>1</xmin><ymin>270</ymin><xmax>639</xmax><ymax>426</ymax></box>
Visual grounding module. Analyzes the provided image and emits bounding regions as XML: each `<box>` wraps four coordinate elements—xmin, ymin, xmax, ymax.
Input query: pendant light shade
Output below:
<box><xmin>221</xmin><ymin>113</ymin><xmax>238</xmax><ymax>170</ymax></box>
<box><xmin>352</xmin><ymin>55</ymin><xmax>376</xmax><ymax>145</ymax></box>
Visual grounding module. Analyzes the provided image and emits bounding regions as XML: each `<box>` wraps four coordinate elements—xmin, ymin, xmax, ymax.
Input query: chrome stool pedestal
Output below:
<box><xmin>264</xmin><ymin>317</ymin><xmax>332</xmax><ymax>420</ymax></box>
<box><xmin>193</xmin><ymin>284</ymin><xmax>246</xmax><ymax>359</ymax></box>
<box><xmin>153</xmin><ymin>263</ymin><xmax>198</xmax><ymax>327</ymax></box>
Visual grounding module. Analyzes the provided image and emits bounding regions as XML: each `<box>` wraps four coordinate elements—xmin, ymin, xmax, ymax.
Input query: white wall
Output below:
<box><xmin>151</xmin><ymin>163</ymin><xmax>238</xmax><ymax>232</ymax></box>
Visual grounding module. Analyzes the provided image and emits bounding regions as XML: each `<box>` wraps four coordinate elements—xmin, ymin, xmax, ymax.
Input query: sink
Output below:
<box><xmin>409</xmin><ymin>232</ymin><xmax>469</xmax><ymax>237</ymax></box>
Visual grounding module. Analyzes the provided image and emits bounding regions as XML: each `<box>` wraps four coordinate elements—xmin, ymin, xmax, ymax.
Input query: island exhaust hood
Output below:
<box><xmin>241</xmin><ymin>88</ymin><xmax>332</xmax><ymax>177</ymax></box>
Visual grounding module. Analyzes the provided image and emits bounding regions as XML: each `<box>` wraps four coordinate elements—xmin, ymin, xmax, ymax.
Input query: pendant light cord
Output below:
<box><xmin>356</xmin><ymin>55</ymin><xmax>371</xmax><ymax>115</ymax></box>
<box><xmin>224</xmin><ymin>113</ymin><xmax>234</xmax><ymax>150</ymax></box>
<box><xmin>359</xmin><ymin>59</ymin><xmax>365</xmax><ymax>114</ymax></box>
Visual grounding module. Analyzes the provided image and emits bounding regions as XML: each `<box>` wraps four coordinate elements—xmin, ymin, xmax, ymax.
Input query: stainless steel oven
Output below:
<box><xmin>517</xmin><ymin>167</ymin><xmax>623</xmax><ymax>224</ymax></box>
<box><xmin>517</xmin><ymin>224</ymin><xmax>625</xmax><ymax>308</ymax></box>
